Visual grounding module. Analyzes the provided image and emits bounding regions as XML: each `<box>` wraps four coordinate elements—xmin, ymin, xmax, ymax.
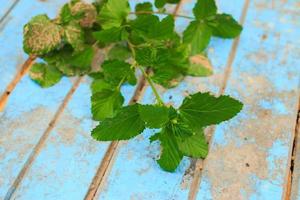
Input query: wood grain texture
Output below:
<box><xmin>291</xmin><ymin>105</ymin><xmax>300</xmax><ymax>200</ymax></box>
<box><xmin>3</xmin><ymin>1</ymin><xmax>138</xmax><ymax>199</ymax></box>
<box><xmin>0</xmin><ymin>0</ymin><xmax>19</xmax><ymax>25</ymax></box>
<box><xmin>94</xmin><ymin>0</ymin><xmax>246</xmax><ymax>199</ymax></box>
<box><xmin>8</xmin><ymin>78</ymin><xmax>135</xmax><ymax>200</ymax></box>
<box><xmin>195</xmin><ymin>0</ymin><xmax>300</xmax><ymax>199</ymax></box>
<box><xmin>1</xmin><ymin>0</ymin><xmax>300</xmax><ymax>200</ymax></box>
<box><xmin>0</xmin><ymin>0</ymin><xmax>70</xmax><ymax>96</ymax></box>
<box><xmin>0</xmin><ymin>0</ymin><xmax>72</xmax><ymax>199</ymax></box>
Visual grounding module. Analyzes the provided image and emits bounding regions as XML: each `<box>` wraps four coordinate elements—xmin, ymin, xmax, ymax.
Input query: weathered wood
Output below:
<box><xmin>0</xmin><ymin>0</ymin><xmax>19</xmax><ymax>24</ymax></box>
<box><xmin>0</xmin><ymin>0</ymin><xmax>70</xmax><ymax>95</ymax></box>
<box><xmin>291</xmin><ymin>110</ymin><xmax>300</xmax><ymax>200</ymax></box>
<box><xmin>0</xmin><ymin>0</ymin><xmax>72</xmax><ymax>199</ymax></box>
<box><xmin>195</xmin><ymin>0</ymin><xmax>300</xmax><ymax>199</ymax></box>
<box><xmin>2</xmin><ymin>1</ymin><xmax>139</xmax><ymax>199</ymax></box>
<box><xmin>94</xmin><ymin>0</ymin><xmax>247</xmax><ymax>199</ymax></box>
<box><xmin>8</xmin><ymin>78</ymin><xmax>135</xmax><ymax>200</ymax></box>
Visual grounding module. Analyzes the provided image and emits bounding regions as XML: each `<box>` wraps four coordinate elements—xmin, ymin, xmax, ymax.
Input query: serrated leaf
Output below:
<box><xmin>154</xmin><ymin>0</ymin><xmax>166</xmax><ymax>8</ymax></box>
<box><xmin>98</xmin><ymin>0</ymin><xmax>130</xmax><ymax>29</ymax></box>
<box><xmin>176</xmin><ymin>128</ymin><xmax>208</xmax><ymax>158</ymax></box>
<box><xmin>187</xmin><ymin>54</ymin><xmax>213</xmax><ymax>76</ymax></box>
<box><xmin>193</xmin><ymin>0</ymin><xmax>217</xmax><ymax>20</ymax></box>
<box><xmin>92</xmin><ymin>104</ymin><xmax>145</xmax><ymax>141</ymax></box>
<box><xmin>23</xmin><ymin>15</ymin><xmax>62</xmax><ymax>55</ymax></box>
<box><xmin>29</xmin><ymin>63</ymin><xmax>62</xmax><ymax>88</ymax></box>
<box><xmin>135</xmin><ymin>2</ymin><xmax>153</xmax><ymax>12</ymax></box>
<box><xmin>59</xmin><ymin>3</ymin><xmax>73</xmax><ymax>24</ymax></box>
<box><xmin>149</xmin><ymin>15</ymin><xmax>174</xmax><ymax>40</ymax></box>
<box><xmin>108</xmin><ymin>44</ymin><xmax>131</xmax><ymax>60</ymax></box>
<box><xmin>155</xmin><ymin>0</ymin><xmax>179</xmax><ymax>8</ymax></box>
<box><xmin>131</xmin><ymin>15</ymin><xmax>174</xmax><ymax>40</ymax></box>
<box><xmin>155</xmin><ymin>128</ymin><xmax>183</xmax><ymax>172</ymax></box>
<box><xmin>138</xmin><ymin>105</ymin><xmax>169</xmax><ymax>128</ymax></box>
<box><xmin>70</xmin><ymin>47</ymin><xmax>94</xmax><ymax>70</ymax></box>
<box><xmin>102</xmin><ymin>59</ymin><xmax>136</xmax><ymax>86</ymax></box>
<box><xmin>93</xmin><ymin>27</ymin><xmax>128</xmax><ymax>44</ymax></box>
<box><xmin>183</xmin><ymin>21</ymin><xmax>212</xmax><ymax>55</ymax></box>
<box><xmin>179</xmin><ymin>92</ymin><xmax>243</xmax><ymax>129</ymax></box>
<box><xmin>212</xmin><ymin>14</ymin><xmax>242</xmax><ymax>38</ymax></box>
<box><xmin>70</xmin><ymin>2</ymin><xmax>97</xmax><ymax>27</ymax></box>
<box><xmin>91</xmin><ymin>89</ymin><xmax>124</xmax><ymax>121</ymax></box>
<box><xmin>91</xmin><ymin>79</ymin><xmax>111</xmax><ymax>93</ymax></box>
<box><xmin>64</xmin><ymin>22</ymin><xmax>85</xmax><ymax>51</ymax></box>
<box><xmin>152</xmin><ymin>67</ymin><xmax>183</xmax><ymax>88</ymax></box>
<box><xmin>43</xmin><ymin>46</ymin><xmax>89</xmax><ymax>76</ymax></box>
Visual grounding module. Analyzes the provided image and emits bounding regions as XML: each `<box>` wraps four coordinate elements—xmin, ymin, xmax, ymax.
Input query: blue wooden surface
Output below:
<box><xmin>196</xmin><ymin>0</ymin><xmax>300</xmax><ymax>199</ymax></box>
<box><xmin>0</xmin><ymin>0</ymin><xmax>300</xmax><ymax>200</ymax></box>
<box><xmin>95</xmin><ymin>0</ymin><xmax>246</xmax><ymax>199</ymax></box>
<box><xmin>0</xmin><ymin>0</ymin><xmax>18</xmax><ymax>22</ymax></box>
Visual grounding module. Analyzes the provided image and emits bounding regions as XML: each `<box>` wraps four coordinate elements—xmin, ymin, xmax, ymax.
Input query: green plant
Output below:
<box><xmin>23</xmin><ymin>0</ymin><xmax>243</xmax><ymax>172</ymax></box>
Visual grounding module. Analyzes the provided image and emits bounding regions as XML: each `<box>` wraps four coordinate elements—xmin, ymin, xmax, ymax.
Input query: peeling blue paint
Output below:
<box><xmin>196</xmin><ymin>175</ymin><xmax>213</xmax><ymax>200</ymax></box>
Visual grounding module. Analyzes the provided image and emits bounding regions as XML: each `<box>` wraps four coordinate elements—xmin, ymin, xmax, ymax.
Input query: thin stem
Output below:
<box><xmin>138</xmin><ymin>66</ymin><xmax>164</xmax><ymax>105</ymax></box>
<box><xmin>130</xmin><ymin>11</ymin><xmax>195</xmax><ymax>20</ymax></box>
<box><xmin>127</xmin><ymin>41</ymin><xmax>164</xmax><ymax>105</ymax></box>
<box><xmin>116</xmin><ymin>76</ymin><xmax>126</xmax><ymax>90</ymax></box>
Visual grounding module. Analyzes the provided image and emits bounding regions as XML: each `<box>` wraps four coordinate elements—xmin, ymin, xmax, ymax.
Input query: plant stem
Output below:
<box><xmin>138</xmin><ymin>66</ymin><xmax>164</xmax><ymax>106</ymax></box>
<box><xmin>127</xmin><ymin>41</ymin><xmax>164</xmax><ymax>105</ymax></box>
<box><xmin>130</xmin><ymin>11</ymin><xmax>195</xmax><ymax>20</ymax></box>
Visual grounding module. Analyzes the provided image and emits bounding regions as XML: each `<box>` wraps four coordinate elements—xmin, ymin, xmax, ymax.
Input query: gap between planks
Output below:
<box><xmin>0</xmin><ymin>55</ymin><xmax>36</xmax><ymax>112</ymax></box>
<box><xmin>84</xmin><ymin>3</ymin><xmax>186</xmax><ymax>199</ymax></box>
<box><xmin>283</xmin><ymin>96</ymin><xmax>300</xmax><ymax>200</ymax></box>
<box><xmin>4</xmin><ymin>77</ymin><xmax>83</xmax><ymax>200</ymax></box>
<box><xmin>0</xmin><ymin>0</ymin><xmax>21</xmax><ymax>25</ymax></box>
<box><xmin>188</xmin><ymin>0</ymin><xmax>251</xmax><ymax>199</ymax></box>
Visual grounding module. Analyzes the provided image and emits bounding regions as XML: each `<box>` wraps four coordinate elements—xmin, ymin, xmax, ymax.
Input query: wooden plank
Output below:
<box><xmin>195</xmin><ymin>0</ymin><xmax>300</xmax><ymax>199</ymax></box>
<box><xmin>291</xmin><ymin>113</ymin><xmax>300</xmax><ymax>200</ymax></box>
<box><xmin>9</xmin><ymin>78</ymin><xmax>136</xmax><ymax>200</ymax></box>
<box><xmin>3</xmin><ymin>1</ymin><xmax>141</xmax><ymax>199</ymax></box>
<box><xmin>94</xmin><ymin>0</ymin><xmax>246</xmax><ymax>199</ymax></box>
<box><xmin>0</xmin><ymin>0</ymin><xmax>69</xmax><ymax>95</ymax></box>
<box><xmin>0</xmin><ymin>0</ymin><xmax>74</xmax><ymax>199</ymax></box>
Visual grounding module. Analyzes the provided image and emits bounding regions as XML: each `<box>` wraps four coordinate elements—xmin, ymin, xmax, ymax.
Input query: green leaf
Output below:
<box><xmin>108</xmin><ymin>44</ymin><xmax>131</xmax><ymax>60</ymax></box>
<box><xmin>193</xmin><ymin>0</ymin><xmax>217</xmax><ymax>20</ymax></box>
<box><xmin>102</xmin><ymin>59</ymin><xmax>136</xmax><ymax>86</ymax></box>
<box><xmin>29</xmin><ymin>63</ymin><xmax>62</xmax><ymax>88</ymax></box>
<box><xmin>59</xmin><ymin>3</ymin><xmax>73</xmax><ymax>24</ymax></box>
<box><xmin>176</xmin><ymin>128</ymin><xmax>208</xmax><ymax>158</ymax></box>
<box><xmin>186</xmin><ymin>54</ymin><xmax>213</xmax><ymax>77</ymax></box>
<box><xmin>92</xmin><ymin>104</ymin><xmax>145</xmax><ymax>141</ymax></box>
<box><xmin>131</xmin><ymin>15</ymin><xmax>174</xmax><ymax>40</ymax></box>
<box><xmin>183</xmin><ymin>21</ymin><xmax>212</xmax><ymax>55</ymax></box>
<box><xmin>91</xmin><ymin>79</ymin><xmax>111</xmax><ymax>93</ymax></box>
<box><xmin>91</xmin><ymin>89</ymin><xmax>124</xmax><ymax>121</ymax></box>
<box><xmin>70</xmin><ymin>1</ymin><xmax>97</xmax><ymax>27</ymax></box>
<box><xmin>155</xmin><ymin>0</ymin><xmax>180</xmax><ymax>8</ymax></box>
<box><xmin>212</xmin><ymin>14</ymin><xmax>242</xmax><ymax>38</ymax></box>
<box><xmin>155</xmin><ymin>128</ymin><xmax>183</xmax><ymax>172</ymax></box>
<box><xmin>154</xmin><ymin>0</ymin><xmax>166</xmax><ymax>8</ymax></box>
<box><xmin>43</xmin><ymin>46</ymin><xmax>89</xmax><ymax>76</ymax></box>
<box><xmin>149</xmin><ymin>15</ymin><xmax>174</xmax><ymax>40</ymax></box>
<box><xmin>98</xmin><ymin>0</ymin><xmax>130</xmax><ymax>29</ymax></box>
<box><xmin>138</xmin><ymin>105</ymin><xmax>169</xmax><ymax>128</ymax></box>
<box><xmin>135</xmin><ymin>2</ymin><xmax>153</xmax><ymax>12</ymax></box>
<box><xmin>179</xmin><ymin>92</ymin><xmax>243</xmax><ymax>129</ymax></box>
<box><xmin>70</xmin><ymin>47</ymin><xmax>94</xmax><ymax>70</ymax></box>
<box><xmin>64</xmin><ymin>22</ymin><xmax>85</xmax><ymax>51</ymax></box>
<box><xmin>152</xmin><ymin>67</ymin><xmax>183</xmax><ymax>88</ymax></box>
<box><xmin>23</xmin><ymin>15</ymin><xmax>62</xmax><ymax>55</ymax></box>
<box><xmin>93</xmin><ymin>27</ymin><xmax>128</xmax><ymax>44</ymax></box>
